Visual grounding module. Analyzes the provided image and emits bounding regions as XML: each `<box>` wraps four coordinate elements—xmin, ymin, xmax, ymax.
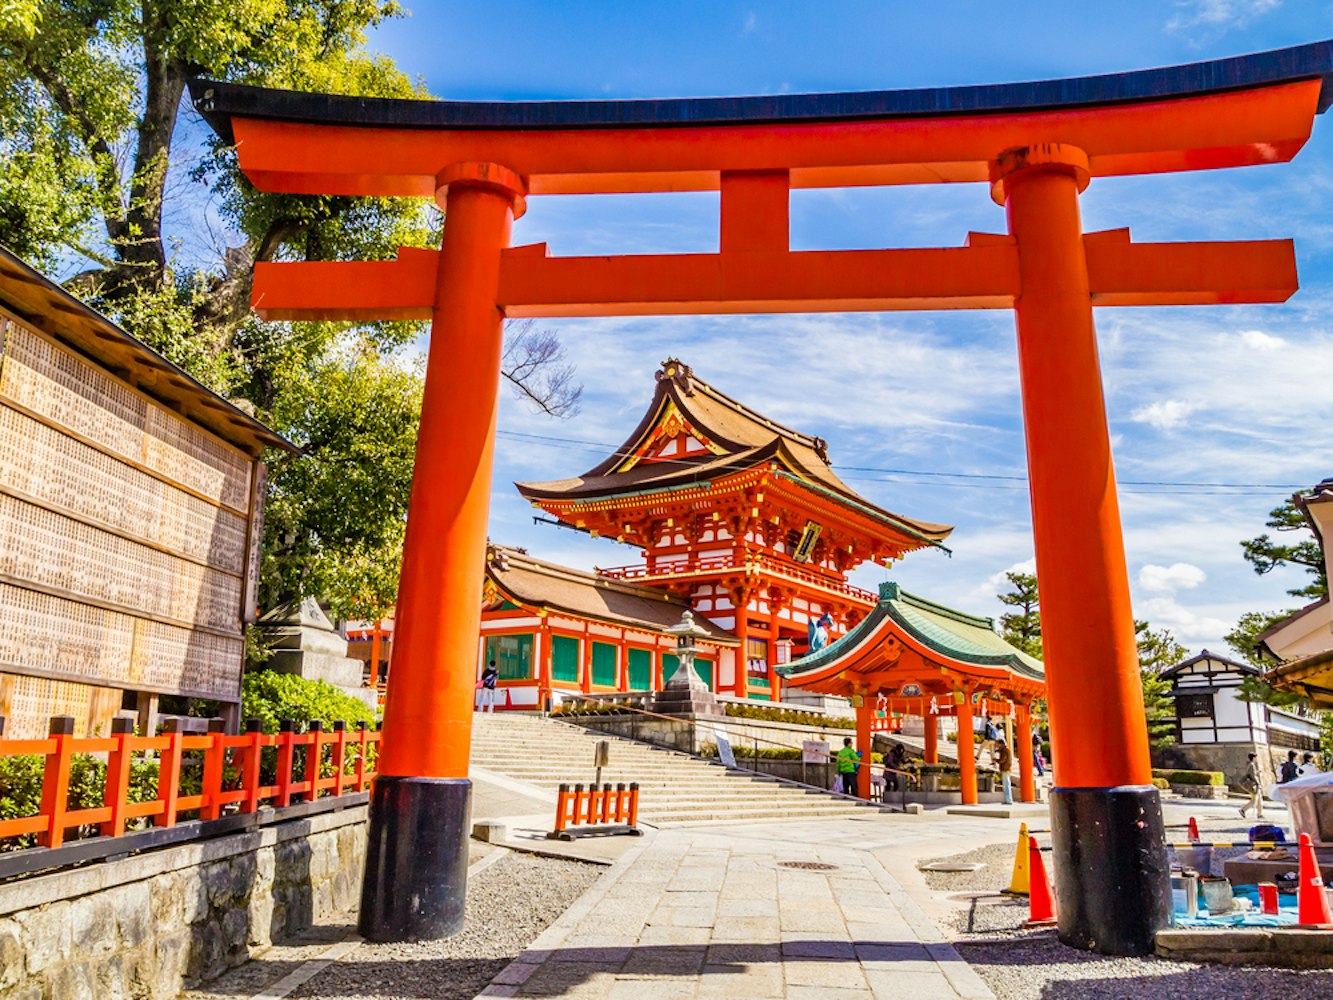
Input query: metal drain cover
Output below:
<box><xmin>777</xmin><ymin>861</ymin><xmax>839</xmax><ymax>871</ymax></box>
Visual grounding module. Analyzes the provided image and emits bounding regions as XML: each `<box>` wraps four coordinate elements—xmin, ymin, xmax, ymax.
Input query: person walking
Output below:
<box><xmin>977</xmin><ymin>716</ymin><xmax>999</xmax><ymax>764</ymax></box>
<box><xmin>1240</xmin><ymin>752</ymin><xmax>1264</xmax><ymax>819</ymax></box>
<box><xmin>480</xmin><ymin>659</ymin><xmax>499</xmax><ymax>712</ymax></box>
<box><xmin>996</xmin><ymin>736</ymin><xmax>1014</xmax><ymax>805</ymax></box>
<box><xmin>836</xmin><ymin>737</ymin><xmax>859</xmax><ymax>796</ymax></box>
<box><xmin>1032</xmin><ymin>729</ymin><xmax>1046</xmax><ymax>777</ymax></box>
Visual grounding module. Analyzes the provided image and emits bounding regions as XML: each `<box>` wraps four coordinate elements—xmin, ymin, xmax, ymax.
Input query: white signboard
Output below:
<box><xmin>715</xmin><ymin>730</ymin><xmax>737</xmax><ymax>768</ymax></box>
<box><xmin>802</xmin><ymin>740</ymin><xmax>830</xmax><ymax>764</ymax></box>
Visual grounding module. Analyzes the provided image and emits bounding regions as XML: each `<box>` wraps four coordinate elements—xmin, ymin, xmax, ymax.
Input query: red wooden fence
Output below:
<box><xmin>0</xmin><ymin>715</ymin><xmax>380</xmax><ymax>850</ymax></box>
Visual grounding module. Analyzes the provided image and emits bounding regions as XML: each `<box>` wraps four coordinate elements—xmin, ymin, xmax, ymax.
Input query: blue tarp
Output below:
<box><xmin>1172</xmin><ymin>885</ymin><xmax>1299</xmax><ymax>927</ymax></box>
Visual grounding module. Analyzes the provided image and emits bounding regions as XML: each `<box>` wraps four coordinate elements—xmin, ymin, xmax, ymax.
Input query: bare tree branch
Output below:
<box><xmin>501</xmin><ymin>318</ymin><xmax>582</xmax><ymax>418</ymax></box>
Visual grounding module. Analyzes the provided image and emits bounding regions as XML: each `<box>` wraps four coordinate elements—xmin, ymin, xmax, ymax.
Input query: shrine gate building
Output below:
<box><xmin>475</xmin><ymin>357</ymin><xmax>953</xmax><ymax>708</ymax></box>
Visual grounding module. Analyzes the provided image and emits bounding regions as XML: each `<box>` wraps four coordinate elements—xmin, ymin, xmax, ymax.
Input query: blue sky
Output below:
<box><xmin>364</xmin><ymin>2</ymin><xmax>1333</xmax><ymax>654</ymax></box>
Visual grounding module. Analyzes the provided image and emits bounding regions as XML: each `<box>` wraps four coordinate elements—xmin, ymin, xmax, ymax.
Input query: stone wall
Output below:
<box><xmin>0</xmin><ymin>804</ymin><xmax>367</xmax><ymax>999</ymax></box>
<box><xmin>1153</xmin><ymin>740</ymin><xmax>1279</xmax><ymax>790</ymax></box>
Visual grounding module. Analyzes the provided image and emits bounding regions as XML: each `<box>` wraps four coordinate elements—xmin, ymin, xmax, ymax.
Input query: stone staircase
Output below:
<box><xmin>469</xmin><ymin>713</ymin><xmax>884</xmax><ymax>827</ymax></box>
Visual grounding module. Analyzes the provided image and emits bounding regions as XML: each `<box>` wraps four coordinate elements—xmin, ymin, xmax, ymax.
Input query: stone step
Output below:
<box><xmin>468</xmin><ymin>714</ymin><xmax>881</xmax><ymax>824</ymax></box>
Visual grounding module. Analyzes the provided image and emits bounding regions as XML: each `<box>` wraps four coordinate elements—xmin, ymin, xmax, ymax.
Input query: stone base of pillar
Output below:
<box><xmin>650</xmin><ymin>684</ymin><xmax>724</xmax><ymax>717</ymax></box>
<box><xmin>1049</xmin><ymin>785</ymin><xmax>1170</xmax><ymax>955</ymax></box>
<box><xmin>358</xmin><ymin>776</ymin><xmax>472</xmax><ymax>941</ymax></box>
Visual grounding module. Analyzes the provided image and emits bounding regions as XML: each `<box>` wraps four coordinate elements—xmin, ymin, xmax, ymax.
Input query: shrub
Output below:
<box><xmin>1151</xmin><ymin>768</ymin><xmax>1224</xmax><ymax>786</ymax></box>
<box><xmin>241</xmin><ymin>670</ymin><xmax>376</xmax><ymax>733</ymax></box>
<box><xmin>1151</xmin><ymin>777</ymin><xmax>1171</xmax><ymax>790</ymax></box>
<box><xmin>1</xmin><ymin>751</ymin><xmax>160</xmax><ymax>852</ymax></box>
<box><xmin>723</xmin><ymin>703</ymin><xmax>855</xmax><ymax>730</ymax></box>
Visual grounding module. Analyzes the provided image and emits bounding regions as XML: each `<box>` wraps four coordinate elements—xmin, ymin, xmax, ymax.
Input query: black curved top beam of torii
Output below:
<box><xmin>190</xmin><ymin>38</ymin><xmax>1333</xmax><ymax>141</ymax></box>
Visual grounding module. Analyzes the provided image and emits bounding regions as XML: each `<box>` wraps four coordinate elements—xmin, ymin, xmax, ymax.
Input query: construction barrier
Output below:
<box><xmin>550</xmin><ymin>781</ymin><xmax>642</xmax><ymax>841</ymax></box>
<box><xmin>1168</xmin><ymin>841</ymin><xmax>1301</xmax><ymax>849</ymax></box>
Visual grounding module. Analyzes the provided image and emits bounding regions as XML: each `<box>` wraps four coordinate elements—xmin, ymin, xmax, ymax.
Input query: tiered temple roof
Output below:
<box><xmin>517</xmin><ymin>358</ymin><xmax>952</xmax><ymax>561</ymax></box>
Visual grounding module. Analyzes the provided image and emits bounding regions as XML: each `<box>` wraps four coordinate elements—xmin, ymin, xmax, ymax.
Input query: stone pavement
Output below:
<box><xmin>479</xmin><ymin>813</ymin><xmax>1002</xmax><ymax>999</ymax></box>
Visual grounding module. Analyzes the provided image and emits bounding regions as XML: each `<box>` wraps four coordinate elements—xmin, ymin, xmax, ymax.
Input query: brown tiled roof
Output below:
<box><xmin>516</xmin><ymin>359</ymin><xmax>951</xmax><ymax>544</ymax></box>
<box><xmin>486</xmin><ymin>545</ymin><xmax>739</xmax><ymax>643</ymax></box>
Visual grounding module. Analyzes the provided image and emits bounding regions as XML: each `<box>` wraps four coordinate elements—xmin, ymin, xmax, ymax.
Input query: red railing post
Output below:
<box><xmin>614</xmin><ymin>782</ymin><xmax>626</xmax><ymax>823</ymax></box>
<box><xmin>554</xmin><ymin>783</ymin><xmax>569</xmax><ymax>833</ymax></box>
<box><xmin>304</xmin><ymin>720</ymin><xmax>323</xmax><ymax>801</ymax></box>
<box><xmin>627</xmin><ymin>782</ymin><xmax>640</xmax><ymax>828</ymax></box>
<box><xmin>200</xmin><ymin>719</ymin><xmax>227</xmax><ymax>821</ymax></box>
<box><xmin>239</xmin><ymin>718</ymin><xmax>263</xmax><ymax>814</ymax></box>
<box><xmin>572</xmin><ymin>783</ymin><xmax>585</xmax><ymax>826</ymax></box>
<box><xmin>354</xmin><ymin>721</ymin><xmax>369</xmax><ymax>791</ymax></box>
<box><xmin>101</xmin><ymin>717</ymin><xmax>135</xmax><ymax>838</ymax></box>
<box><xmin>275</xmin><ymin>720</ymin><xmax>296</xmax><ymax>807</ymax></box>
<box><xmin>156</xmin><ymin>719</ymin><xmax>183</xmax><ymax>828</ymax></box>
<box><xmin>600</xmin><ymin>782</ymin><xmax>612</xmax><ymax>823</ymax></box>
<box><xmin>332</xmin><ymin>721</ymin><xmax>347</xmax><ymax>796</ymax></box>
<box><xmin>38</xmin><ymin>716</ymin><xmax>76</xmax><ymax>848</ymax></box>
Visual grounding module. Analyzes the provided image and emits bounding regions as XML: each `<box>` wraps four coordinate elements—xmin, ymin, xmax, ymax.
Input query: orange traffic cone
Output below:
<box><xmin>1025</xmin><ymin>834</ymin><xmax>1057</xmax><ymax>925</ymax></box>
<box><xmin>1002</xmin><ymin>823</ymin><xmax>1031</xmax><ymax>896</ymax></box>
<box><xmin>1297</xmin><ymin>833</ymin><xmax>1333</xmax><ymax>925</ymax></box>
<box><xmin>1188</xmin><ymin>816</ymin><xmax>1200</xmax><ymax>842</ymax></box>
<box><xmin>504</xmin><ymin>687</ymin><xmax>513</xmax><ymax>710</ymax></box>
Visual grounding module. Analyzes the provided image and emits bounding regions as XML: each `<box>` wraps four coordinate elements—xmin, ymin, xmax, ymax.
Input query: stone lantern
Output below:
<box><xmin>651</xmin><ymin>610</ymin><xmax>723</xmax><ymax>717</ymax></box>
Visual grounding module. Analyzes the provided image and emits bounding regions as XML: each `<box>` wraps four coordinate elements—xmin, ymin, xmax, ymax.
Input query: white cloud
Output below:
<box><xmin>1165</xmin><ymin>0</ymin><xmax>1281</xmax><ymax>34</ymax></box>
<box><xmin>1138</xmin><ymin>562</ymin><xmax>1207</xmax><ymax>593</ymax></box>
<box><xmin>1135</xmin><ymin>595</ymin><xmax>1236</xmax><ymax>650</ymax></box>
<box><xmin>1239</xmin><ymin>329</ymin><xmax>1286</xmax><ymax>351</ymax></box>
<box><xmin>1129</xmin><ymin>399</ymin><xmax>1199</xmax><ymax>431</ymax></box>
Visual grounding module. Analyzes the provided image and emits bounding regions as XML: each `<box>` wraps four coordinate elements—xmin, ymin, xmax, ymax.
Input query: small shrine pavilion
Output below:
<box><xmin>779</xmin><ymin>582</ymin><xmax>1046</xmax><ymax>804</ymax></box>
<box><xmin>477</xmin><ymin>358</ymin><xmax>952</xmax><ymax>707</ymax></box>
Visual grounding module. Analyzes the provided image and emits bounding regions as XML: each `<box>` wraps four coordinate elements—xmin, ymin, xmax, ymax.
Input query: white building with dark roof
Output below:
<box><xmin>1156</xmin><ymin>649</ymin><xmax>1320</xmax><ymax>786</ymax></box>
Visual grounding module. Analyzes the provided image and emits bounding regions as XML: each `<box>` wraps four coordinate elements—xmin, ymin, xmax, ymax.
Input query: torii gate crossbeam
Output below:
<box><xmin>190</xmin><ymin>40</ymin><xmax>1333</xmax><ymax>956</ymax></box>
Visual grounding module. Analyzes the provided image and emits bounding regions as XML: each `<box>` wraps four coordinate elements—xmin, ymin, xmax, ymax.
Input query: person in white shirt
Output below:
<box><xmin>1298</xmin><ymin>752</ymin><xmax>1323</xmax><ymax>778</ymax></box>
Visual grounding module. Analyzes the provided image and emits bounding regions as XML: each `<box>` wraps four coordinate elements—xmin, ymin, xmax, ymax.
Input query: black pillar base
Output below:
<box><xmin>358</xmin><ymin>776</ymin><xmax>472</xmax><ymax>942</ymax></box>
<box><xmin>1049</xmin><ymin>785</ymin><xmax>1170</xmax><ymax>956</ymax></box>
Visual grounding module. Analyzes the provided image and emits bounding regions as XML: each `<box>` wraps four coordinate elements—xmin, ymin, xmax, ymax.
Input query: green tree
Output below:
<box><xmin>1135</xmin><ymin>620</ymin><xmax>1184</xmax><ymax>750</ymax></box>
<box><xmin>0</xmin><ymin>2</ymin><xmax>580</xmax><ymax>618</ymax></box>
<box><xmin>997</xmin><ymin>570</ymin><xmax>1042</xmax><ymax>658</ymax></box>
<box><xmin>1225</xmin><ymin>609</ymin><xmax>1293</xmax><ymax>668</ymax></box>
<box><xmin>1240</xmin><ymin>497</ymin><xmax>1328</xmax><ymax>601</ymax></box>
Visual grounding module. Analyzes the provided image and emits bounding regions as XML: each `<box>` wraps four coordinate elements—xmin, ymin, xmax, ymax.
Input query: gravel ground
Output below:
<box><xmin>287</xmin><ymin>852</ymin><xmax>603</xmax><ymax>1000</ymax></box>
<box><xmin>920</xmin><ymin>840</ymin><xmax>1333</xmax><ymax>1000</ymax></box>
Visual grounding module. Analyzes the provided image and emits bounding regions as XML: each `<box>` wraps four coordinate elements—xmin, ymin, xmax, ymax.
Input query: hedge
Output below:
<box><xmin>722</xmin><ymin>703</ymin><xmax>855</xmax><ymax>730</ymax></box>
<box><xmin>1152</xmin><ymin>768</ymin><xmax>1224</xmax><ymax>786</ymax></box>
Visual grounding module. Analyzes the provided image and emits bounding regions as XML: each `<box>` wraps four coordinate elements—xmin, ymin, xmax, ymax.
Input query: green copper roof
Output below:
<box><xmin>778</xmin><ymin>581</ymin><xmax>1044</xmax><ymax>681</ymax></box>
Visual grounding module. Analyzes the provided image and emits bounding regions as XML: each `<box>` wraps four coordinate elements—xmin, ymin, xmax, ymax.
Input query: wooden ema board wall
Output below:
<box><xmin>0</xmin><ymin>315</ymin><xmax>252</xmax><ymax>736</ymax></box>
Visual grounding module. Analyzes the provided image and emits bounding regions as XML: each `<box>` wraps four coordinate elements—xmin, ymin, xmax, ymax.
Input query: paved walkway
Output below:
<box><xmin>480</xmin><ymin>813</ymin><xmax>1001</xmax><ymax>999</ymax></box>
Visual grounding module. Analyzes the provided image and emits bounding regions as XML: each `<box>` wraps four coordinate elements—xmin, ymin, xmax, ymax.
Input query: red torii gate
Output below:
<box><xmin>192</xmin><ymin>40</ymin><xmax>1333</xmax><ymax>955</ymax></box>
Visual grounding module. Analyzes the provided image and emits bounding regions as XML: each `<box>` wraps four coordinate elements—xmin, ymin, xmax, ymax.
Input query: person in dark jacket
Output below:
<box><xmin>1279</xmin><ymin>750</ymin><xmax>1299</xmax><ymax>784</ymax></box>
<box><xmin>480</xmin><ymin>659</ymin><xmax>499</xmax><ymax>712</ymax></box>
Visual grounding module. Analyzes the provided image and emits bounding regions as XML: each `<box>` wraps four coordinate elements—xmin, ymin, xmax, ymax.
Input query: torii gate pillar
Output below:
<box><xmin>997</xmin><ymin>145</ymin><xmax>1170</xmax><ymax>950</ymax></box>
<box><xmin>358</xmin><ymin>164</ymin><xmax>524</xmax><ymax>941</ymax></box>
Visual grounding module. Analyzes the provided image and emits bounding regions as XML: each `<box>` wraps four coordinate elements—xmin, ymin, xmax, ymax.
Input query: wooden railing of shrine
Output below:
<box><xmin>597</xmin><ymin>552</ymin><xmax>877</xmax><ymax>604</ymax></box>
<box><xmin>0</xmin><ymin>714</ymin><xmax>379</xmax><ymax>873</ymax></box>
